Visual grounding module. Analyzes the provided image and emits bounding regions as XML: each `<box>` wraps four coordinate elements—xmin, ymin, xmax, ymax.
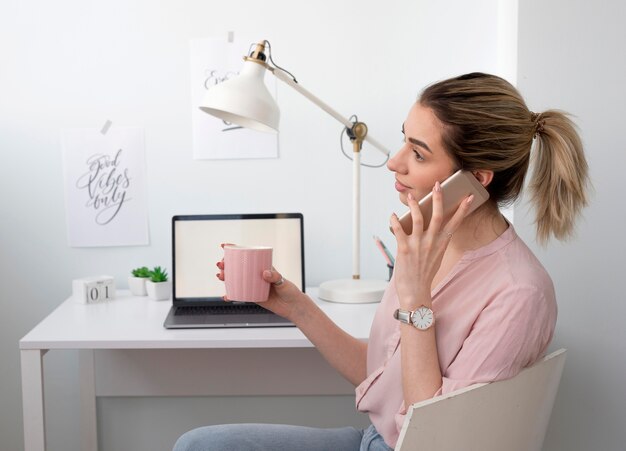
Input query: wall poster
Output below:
<box><xmin>61</xmin><ymin>126</ymin><xmax>149</xmax><ymax>247</ymax></box>
<box><xmin>190</xmin><ymin>35</ymin><xmax>279</xmax><ymax>160</ymax></box>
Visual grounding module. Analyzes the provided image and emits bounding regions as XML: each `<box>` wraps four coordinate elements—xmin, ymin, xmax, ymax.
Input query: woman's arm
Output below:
<box><xmin>397</xmin><ymin>294</ymin><xmax>442</xmax><ymax>403</ymax></box>
<box><xmin>390</xmin><ymin>185</ymin><xmax>473</xmax><ymax>406</ymax></box>
<box><xmin>262</xmin><ymin>270</ymin><xmax>368</xmax><ymax>387</ymax></box>
<box><xmin>217</xmin><ymin>258</ymin><xmax>367</xmax><ymax>387</ymax></box>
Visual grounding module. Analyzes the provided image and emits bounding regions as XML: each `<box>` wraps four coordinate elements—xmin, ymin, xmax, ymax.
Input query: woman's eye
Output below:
<box><xmin>413</xmin><ymin>149</ymin><xmax>425</xmax><ymax>161</ymax></box>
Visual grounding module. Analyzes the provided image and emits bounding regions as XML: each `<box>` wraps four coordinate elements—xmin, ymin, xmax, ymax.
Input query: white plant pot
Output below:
<box><xmin>128</xmin><ymin>276</ymin><xmax>148</xmax><ymax>296</ymax></box>
<box><xmin>146</xmin><ymin>280</ymin><xmax>171</xmax><ymax>301</ymax></box>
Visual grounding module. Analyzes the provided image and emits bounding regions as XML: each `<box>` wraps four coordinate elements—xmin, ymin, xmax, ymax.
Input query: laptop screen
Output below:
<box><xmin>172</xmin><ymin>213</ymin><xmax>304</xmax><ymax>306</ymax></box>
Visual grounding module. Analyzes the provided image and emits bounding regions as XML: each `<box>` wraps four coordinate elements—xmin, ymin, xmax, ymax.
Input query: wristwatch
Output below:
<box><xmin>393</xmin><ymin>306</ymin><xmax>435</xmax><ymax>331</ymax></box>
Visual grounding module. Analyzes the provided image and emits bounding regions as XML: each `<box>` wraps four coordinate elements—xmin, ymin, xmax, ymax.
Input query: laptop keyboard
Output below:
<box><xmin>174</xmin><ymin>304</ymin><xmax>267</xmax><ymax>316</ymax></box>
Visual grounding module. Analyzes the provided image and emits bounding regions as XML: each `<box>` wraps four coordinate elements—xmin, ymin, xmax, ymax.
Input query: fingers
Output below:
<box><xmin>429</xmin><ymin>181</ymin><xmax>444</xmax><ymax>231</ymax></box>
<box><xmin>407</xmin><ymin>192</ymin><xmax>424</xmax><ymax>235</ymax></box>
<box><xmin>217</xmin><ymin>242</ymin><xmax>235</xmax><ymax>280</ymax></box>
<box><xmin>443</xmin><ymin>194</ymin><xmax>474</xmax><ymax>236</ymax></box>
<box><xmin>389</xmin><ymin>212</ymin><xmax>406</xmax><ymax>243</ymax></box>
<box><xmin>219</xmin><ymin>244</ymin><xmax>235</xmax><ymax>302</ymax></box>
<box><xmin>216</xmin><ymin>261</ymin><xmax>229</xmax><ymax>301</ymax></box>
<box><xmin>263</xmin><ymin>269</ymin><xmax>285</xmax><ymax>286</ymax></box>
<box><xmin>390</xmin><ymin>190</ymin><xmax>424</xmax><ymax>242</ymax></box>
<box><xmin>425</xmin><ymin>181</ymin><xmax>474</xmax><ymax>239</ymax></box>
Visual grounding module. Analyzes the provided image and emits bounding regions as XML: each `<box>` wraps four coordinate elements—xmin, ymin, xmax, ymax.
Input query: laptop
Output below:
<box><xmin>163</xmin><ymin>213</ymin><xmax>304</xmax><ymax>329</ymax></box>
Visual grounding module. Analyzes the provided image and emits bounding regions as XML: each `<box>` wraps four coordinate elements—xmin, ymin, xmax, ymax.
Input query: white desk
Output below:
<box><xmin>19</xmin><ymin>288</ymin><xmax>378</xmax><ymax>451</ymax></box>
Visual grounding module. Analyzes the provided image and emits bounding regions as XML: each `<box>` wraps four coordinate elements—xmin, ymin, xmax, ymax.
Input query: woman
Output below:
<box><xmin>174</xmin><ymin>72</ymin><xmax>589</xmax><ymax>450</ymax></box>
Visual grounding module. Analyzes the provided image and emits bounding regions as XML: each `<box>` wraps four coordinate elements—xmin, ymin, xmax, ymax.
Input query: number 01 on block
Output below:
<box><xmin>73</xmin><ymin>276</ymin><xmax>116</xmax><ymax>304</ymax></box>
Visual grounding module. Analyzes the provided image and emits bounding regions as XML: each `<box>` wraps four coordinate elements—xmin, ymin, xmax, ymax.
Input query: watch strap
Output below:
<box><xmin>393</xmin><ymin>308</ymin><xmax>412</xmax><ymax>324</ymax></box>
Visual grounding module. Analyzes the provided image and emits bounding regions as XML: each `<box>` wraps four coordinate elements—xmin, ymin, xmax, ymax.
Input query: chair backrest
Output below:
<box><xmin>396</xmin><ymin>348</ymin><xmax>566</xmax><ymax>451</ymax></box>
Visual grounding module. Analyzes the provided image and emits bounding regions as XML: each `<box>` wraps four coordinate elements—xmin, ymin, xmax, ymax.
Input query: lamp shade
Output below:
<box><xmin>199</xmin><ymin>60</ymin><xmax>280</xmax><ymax>133</ymax></box>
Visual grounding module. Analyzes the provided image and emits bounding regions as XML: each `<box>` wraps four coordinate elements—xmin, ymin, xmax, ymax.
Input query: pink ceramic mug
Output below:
<box><xmin>223</xmin><ymin>245</ymin><xmax>273</xmax><ymax>302</ymax></box>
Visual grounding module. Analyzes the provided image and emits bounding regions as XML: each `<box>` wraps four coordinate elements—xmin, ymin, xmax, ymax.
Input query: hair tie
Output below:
<box><xmin>530</xmin><ymin>111</ymin><xmax>545</xmax><ymax>139</ymax></box>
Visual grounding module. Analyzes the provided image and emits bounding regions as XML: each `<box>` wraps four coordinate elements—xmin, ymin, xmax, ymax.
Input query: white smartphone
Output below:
<box><xmin>394</xmin><ymin>170</ymin><xmax>490</xmax><ymax>234</ymax></box>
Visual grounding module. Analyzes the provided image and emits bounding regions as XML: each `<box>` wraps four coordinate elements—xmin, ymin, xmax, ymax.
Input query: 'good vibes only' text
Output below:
<box><xmin>76</xmin><ymin>149</ymin><xmax>131</xmax><ymax>225</ymax></box>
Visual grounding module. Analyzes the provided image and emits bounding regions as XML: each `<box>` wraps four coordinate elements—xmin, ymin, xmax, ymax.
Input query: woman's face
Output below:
<box><xmin>387</xmin><ymin>102</ymin><xmax>457</xmax><ymax>206</ymax></box>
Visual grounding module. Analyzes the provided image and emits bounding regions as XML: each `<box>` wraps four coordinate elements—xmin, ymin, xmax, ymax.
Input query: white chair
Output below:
<box><xmin>396</xmin><ymin>348</ymin><xmax>566</xmax><ymax>451</ymax></box>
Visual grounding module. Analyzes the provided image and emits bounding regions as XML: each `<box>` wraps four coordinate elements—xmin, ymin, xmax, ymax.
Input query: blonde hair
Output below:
<box><xmin>419</xmin><ymin>72</ymin><xmax>589</xmax><ymax>244</ymax></box>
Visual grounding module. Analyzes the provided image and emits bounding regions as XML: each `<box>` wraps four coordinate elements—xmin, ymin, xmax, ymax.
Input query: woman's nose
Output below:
<box><xmin>387</xmin><ymin>146</ymin><xmax>406</xmax><ymax>173</ymax></box>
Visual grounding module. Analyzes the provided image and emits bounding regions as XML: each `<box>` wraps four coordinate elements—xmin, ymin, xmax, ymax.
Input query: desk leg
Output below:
<box><xmin>80</xmin><ymin>350</ymin><xmax>98</xmax><ymax>451</ymax></box>
<box><xmin>21</xmin><ymin>349</ymin><xmax>46</xmax><ymax>451</ymax></box>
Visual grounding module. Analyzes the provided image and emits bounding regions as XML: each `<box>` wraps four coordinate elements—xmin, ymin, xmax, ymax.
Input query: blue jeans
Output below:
<box><xmin>173</xmin><ymin>423</ymin><xmax>393</xmax><ymax>451</ymax></box>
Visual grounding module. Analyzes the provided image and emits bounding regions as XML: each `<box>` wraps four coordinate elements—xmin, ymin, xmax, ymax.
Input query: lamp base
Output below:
<box><xmin>318</xmin><ymin>278</ymin><xmax>387</xmax><ymax>304</ymax></box>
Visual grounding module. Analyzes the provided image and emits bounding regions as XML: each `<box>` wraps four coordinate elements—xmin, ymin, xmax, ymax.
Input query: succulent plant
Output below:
<box><xmin>131</xmin><ymin>266</ymin><xmax>151</xmax><ymax>278</ymax></box>
<box><xmin>149</xmin><ymin>266</ymin><xmax>168</xmax><ymax>283</ymax></box>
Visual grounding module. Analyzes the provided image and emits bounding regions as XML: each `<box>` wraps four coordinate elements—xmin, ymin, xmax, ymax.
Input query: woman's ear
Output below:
<box><xmin>472</xmin><ymin>170</ymin><xmax>494</xmax><ymax>188</ymax></box>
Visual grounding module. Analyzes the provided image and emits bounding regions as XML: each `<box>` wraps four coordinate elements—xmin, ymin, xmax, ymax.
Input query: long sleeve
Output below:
<box><xmin>356</xmin><ymin>226</ymin><xmax>557</xmax><ymax>449</ymax></box>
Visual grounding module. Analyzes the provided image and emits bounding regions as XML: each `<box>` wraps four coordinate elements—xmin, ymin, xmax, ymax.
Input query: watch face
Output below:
<box><xmin>411</xmin><ymin>306</ymin><xmax>434</xmax><ymax>330</ymax></box>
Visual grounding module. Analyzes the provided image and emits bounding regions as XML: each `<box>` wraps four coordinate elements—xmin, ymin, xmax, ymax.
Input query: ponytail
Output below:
<box><xmin>530</xmin><ymin>110</ymin><xmax>590</xmax><ymax>244</ymax></box>
<box><xmin>419</xmin><ymin>73</ymin><xmax>590</xmax><ymax>244</ymax></box>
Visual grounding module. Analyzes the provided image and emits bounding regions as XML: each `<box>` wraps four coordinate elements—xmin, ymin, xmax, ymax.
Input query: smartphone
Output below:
<box><xmin>394</xmin><ymin>170</ymin><xmax>490</xmax><ymax>234</ymax></box>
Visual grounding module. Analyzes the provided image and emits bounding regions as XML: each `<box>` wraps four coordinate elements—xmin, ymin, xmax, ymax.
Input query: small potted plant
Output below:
<box><xmin>128</xmin><ymin>266</ymin><xmax>151</xmax><ymax>296</ymax></box>
<box><xmin>145</xmin><ymin>266</ymin><xmax>171</xmax><ymax>301</ymax></box>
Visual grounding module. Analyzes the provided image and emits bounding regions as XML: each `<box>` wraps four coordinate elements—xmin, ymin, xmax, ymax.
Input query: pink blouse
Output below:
<box><xmin>355</xmin><ymin>225</ymin><xmax>557</xmax><ymax>448</ymax></box>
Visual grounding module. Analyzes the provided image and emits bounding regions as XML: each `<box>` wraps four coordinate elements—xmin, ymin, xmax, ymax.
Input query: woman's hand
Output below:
<box><xmin>216</xmin><ymin>244</ymin><xmax>304</xmax><ymax>320</ymax></box>
<box><xmin>390</xmin><ymin>181</ymin><xmax>473</xmax><ymax>310</ymax></box>
<box><xmin>259</xmin><ymin>269</ymin><xmax>304</xmax><ymax>320</ymax></box>
<box><xmin>217</xmin><ymin>247</ymin><xmax>368</xmax><ymax>386</ymax></box>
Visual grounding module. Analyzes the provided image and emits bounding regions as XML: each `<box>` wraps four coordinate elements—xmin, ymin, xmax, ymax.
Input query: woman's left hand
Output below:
<box><xmin>390</xmin><ymin>181</ymin><xmax>474</xmax><ymax>310</ymax></box>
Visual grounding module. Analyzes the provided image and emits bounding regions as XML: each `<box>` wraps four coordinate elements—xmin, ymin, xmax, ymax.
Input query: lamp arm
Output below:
<box><xmin>272</xmin><ymin>68</ymin><xmax>391</xmax><ymax>157</ymax></box>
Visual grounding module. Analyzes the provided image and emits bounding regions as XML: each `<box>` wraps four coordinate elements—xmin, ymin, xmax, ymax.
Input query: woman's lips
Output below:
<box><xmin>395</xmin><ymin>180</ymin><xmax>410</xmax><ymax>192</ymax></box>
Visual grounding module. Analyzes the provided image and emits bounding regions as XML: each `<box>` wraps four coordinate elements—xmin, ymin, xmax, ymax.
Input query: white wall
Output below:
<box><xmin>516</xmin><ymin>1</ymin><xmax>626</xmax><ymax>450</ymax></box>
<box><xmin>1</xmin><ymin>1</ymin><xmax>509</xmax><ymax>450</ymax></box>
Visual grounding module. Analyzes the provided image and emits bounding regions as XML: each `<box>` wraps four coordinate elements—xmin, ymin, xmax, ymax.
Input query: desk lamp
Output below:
<box><xmin>200</xmin><ymin>40</ymin><xmax>390</xmax><ymax>303</ymax></box>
